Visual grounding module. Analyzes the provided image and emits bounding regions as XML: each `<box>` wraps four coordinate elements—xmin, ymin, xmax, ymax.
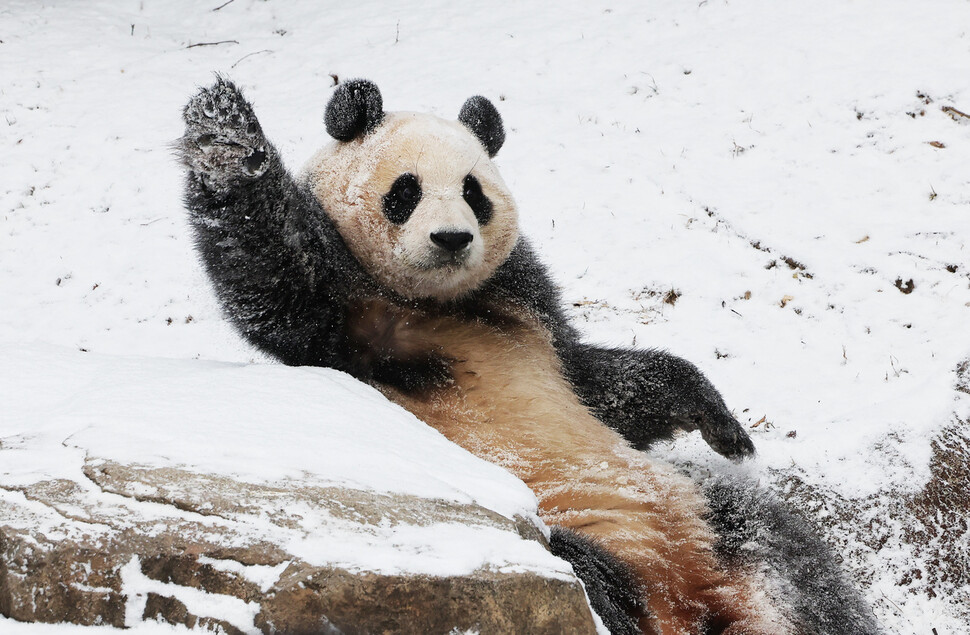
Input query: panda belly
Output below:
<box><xmin>373</xmin><ymin>304</ymin><xmax>790</xmax><ymax>635</ymax></box>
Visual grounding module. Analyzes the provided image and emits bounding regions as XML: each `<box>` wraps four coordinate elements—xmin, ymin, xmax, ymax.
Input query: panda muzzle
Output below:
<box><xmin>430</xmin><ymin>231</ymin><xmax>473</xmax><ymax>253</ymax></box>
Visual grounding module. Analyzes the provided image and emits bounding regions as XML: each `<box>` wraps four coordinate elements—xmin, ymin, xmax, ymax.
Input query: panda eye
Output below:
<box><xmin>399</xmin><ymin>183</ymin><xmax>418</xmax><ymax>203</ymax></box>
<box><xmin>383</xmin><ymin>173</ymin><xmax>422</xmax><ymax>224</ymax></box>
<box><xmin>462</xmin><ymin>174</ymin><xmax>493</xmax><ymax>225</ymax></box>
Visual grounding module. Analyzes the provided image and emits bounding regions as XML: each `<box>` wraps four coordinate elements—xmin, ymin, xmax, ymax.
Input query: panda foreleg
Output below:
<box><xmin>482</xmin><ymin>239</ymin><xmax>754</xmax><ymax>459</ymax></box>
<box><xmin>179</xmin><ymin>78</ymin><xmax>363</xmax><ymax>367</ymax></box>
<box><xmin>560</xmin><ymin>342</ymin><xmax>755</xmax><ymax>460</ymax></box>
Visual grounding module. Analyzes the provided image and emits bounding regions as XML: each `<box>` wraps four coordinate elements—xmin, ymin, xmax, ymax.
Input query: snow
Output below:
<box><xmin>195</xmin><ymin>557</ymin><xmax>290</xmax><ymax>594</ymax></box>
<box><xmin>119</xmin><ymin>557</ymin><xmax>260</xmax><ymax>634</ymax></box>
<box><xmin>2</xmin><ymin>0</ymin><xmax>969</xmax><ymax>632</ymax></box>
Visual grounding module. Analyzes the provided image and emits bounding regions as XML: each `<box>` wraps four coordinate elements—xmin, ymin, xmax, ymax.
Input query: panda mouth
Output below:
<box><xmin>420</xmin><ymin>251</ymin><xmax>470</xmax><ymax>270</ymax></box>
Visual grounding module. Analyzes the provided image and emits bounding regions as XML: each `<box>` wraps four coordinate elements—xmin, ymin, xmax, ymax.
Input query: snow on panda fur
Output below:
<box><xmin>179</xmin><ymin>77</ymin><xmax>880</xmax><ymax>635</ymax></box>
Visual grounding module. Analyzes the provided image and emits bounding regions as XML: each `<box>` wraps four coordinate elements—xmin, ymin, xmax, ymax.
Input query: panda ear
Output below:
<box><xmin>325</xmin><ymin>79</ymin><xmax>385</xmax><ymax>141</ymax></box>
<box><xmin>458</xmin><ymin>96</ymin><xmax>505</xmax><ymax>157</ymax></box>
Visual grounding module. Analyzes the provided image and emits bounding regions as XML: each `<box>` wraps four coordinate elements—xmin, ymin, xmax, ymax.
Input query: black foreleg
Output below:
<box><xmin>560</xmin><ymin>343</ymin><xmax>755</xmax><ymax>460</ymax></box>
<box><xmin>179</xmin><ymin>77</ymin><xmax>366</xmax><ymax>369</ymax></box>
<box><xmin>481</xmin><ymin>239</ymin><xmax>755</xmax><ymax>459</ymax></box>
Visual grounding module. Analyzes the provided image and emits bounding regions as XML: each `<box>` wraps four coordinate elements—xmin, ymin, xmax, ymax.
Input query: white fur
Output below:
<box><xmin>301</xmin><ymin>112</ymin><xmax>519</xmax><ymax>301</ymax></box>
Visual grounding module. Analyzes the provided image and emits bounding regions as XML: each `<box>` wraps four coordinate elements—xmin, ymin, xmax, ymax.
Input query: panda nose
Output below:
<box><xmin>430</xmin><ymin>231</ymin><xmax>473</xmax><ymax>252</ymax></box>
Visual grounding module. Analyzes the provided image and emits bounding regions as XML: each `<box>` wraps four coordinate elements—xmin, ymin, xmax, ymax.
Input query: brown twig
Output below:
<box><xmin>212</xmin><ymin>0</ymin><xmax>236</xmax><ymax>10</ymax></box>
<box><xmin>185</xmin><ymin>40</ymin><xmax>238</xmax><ymax>49</ymax></box>
<box><xmin>231</xmin><ymin>49</ymin><xmax>272</xmax><ymax>68</ymax></box>
<box><xmin>942</xmin><ymin>105</ymin><xmax>970</xmax><ymax>121</ymax></box>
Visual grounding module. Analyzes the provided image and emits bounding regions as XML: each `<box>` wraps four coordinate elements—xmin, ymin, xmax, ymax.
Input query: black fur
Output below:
<box><xmin>383</xmin><ymin>172</ymin><xmax>422</xmax><ymax>224</ymax></box>
<box><xmin>704</xmin><ymin>476</ymin><xmax>882</xmax><ymax>634</ymax></box>
<box><xmin>368</xmin><ymin>353</ymin><xmax>453</xmax><ymax>394</ymax></box>
<box><xmin>179</xmin><ymin>79</ymin><xmax>878</xmax><ymax>634</ymax></box>
<box><xmin>462</xmin><ymin>174</ymin><xmax>493</xmax><ymax>225</ymax></box>
<box><xmin>560</xmin><ymin>344</ymin><xmax>756</xmax><ymax>459</ymax></box>
<box><xmin>325</xmin><ymin>78</ymin><xmax>384</xmax><ymax>141</ymax></box>
<box><xmin>458</xmin><ymin>95</ymin><xmax>505</xmax><ymax>157</ymax></box>
<box><xmin>549</xmin><ymin>527</ymin><xmax>645</xmax><ymax>634</ymax></box>
<box><xmin>180</xmin><ymin>78</ymin><xmax>370</xmax><ymax>371</ymax></box>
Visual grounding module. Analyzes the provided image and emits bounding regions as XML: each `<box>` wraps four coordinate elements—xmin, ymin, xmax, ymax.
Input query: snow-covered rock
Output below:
<box><xmin>0</xmin><ymin>346</ymin><xmax>595</xmax><ymax>633</ymax></box>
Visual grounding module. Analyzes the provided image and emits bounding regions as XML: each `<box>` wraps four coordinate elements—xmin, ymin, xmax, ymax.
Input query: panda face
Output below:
<box><xmin>303</xmin><ymin>112</ymin><xmax>518</xmax><ymax>301</ymax></box>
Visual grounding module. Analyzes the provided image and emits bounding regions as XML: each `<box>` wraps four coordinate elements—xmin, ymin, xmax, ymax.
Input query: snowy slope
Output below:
<box><xmin>2</xmin><ymin>0</ymin><xmax>970</xmax><ymax>632</ymax></box>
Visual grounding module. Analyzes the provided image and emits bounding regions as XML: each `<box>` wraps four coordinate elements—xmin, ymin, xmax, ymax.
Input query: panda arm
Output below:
<box><xmin>558</xmin><ymin>343</ymin><xmax>754</xmax><ymax>459</ymax></box>
<box><xmin>179</xmin><ymin>78</ymin><xmax>365</xmax><ymax>369</ymax></box>
<box><xmin>485</xmin><ymin>238</ymin><xmax>754</xmax><ymax>460</ymax></box>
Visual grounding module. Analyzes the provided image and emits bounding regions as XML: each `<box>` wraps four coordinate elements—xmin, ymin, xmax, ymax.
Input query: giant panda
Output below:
<box><xmin>179</xmin><ymin>77</ymin><xmax>880</xmax><ymax>635</ymax></box>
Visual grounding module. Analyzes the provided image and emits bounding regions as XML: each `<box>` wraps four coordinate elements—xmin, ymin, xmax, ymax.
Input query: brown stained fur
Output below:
<box><xmin>351</xmin><ymin>298</ymin><xmax>791</xmax><ymax>635</ymax></box>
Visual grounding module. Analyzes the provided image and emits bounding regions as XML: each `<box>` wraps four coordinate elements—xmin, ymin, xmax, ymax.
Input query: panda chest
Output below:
<box><xmin>359</xmin><ymin>302</ymin><xmax>605</xmax><ymax>464</ymax></box>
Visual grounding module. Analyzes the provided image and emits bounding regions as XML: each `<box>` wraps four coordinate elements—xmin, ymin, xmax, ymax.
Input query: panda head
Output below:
<box><xmin>302</xmin><ymin>80</ymin><xmax>518</xmax><ymax>302</ymax></box>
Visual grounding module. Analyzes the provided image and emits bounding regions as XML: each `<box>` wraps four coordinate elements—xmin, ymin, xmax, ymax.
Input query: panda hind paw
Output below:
<box><xmin>180</xmin><ymin>77</ymin><xmax>270</xmax><ymax>184</ymax></box>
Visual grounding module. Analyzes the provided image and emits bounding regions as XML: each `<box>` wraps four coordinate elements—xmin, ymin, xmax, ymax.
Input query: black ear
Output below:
<box><xmin>458</xmin><ymin>96</ymin><xmax>505</xmax><ymax>157</ymax></box>
<box><xmin>325</xmin><ymin>79</ymin><xmax>385</xmax><ymax>141</ymax></box>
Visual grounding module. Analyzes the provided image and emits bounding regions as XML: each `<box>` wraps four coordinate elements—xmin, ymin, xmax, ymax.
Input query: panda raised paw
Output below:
<box><xmin>179</xmin><ymin>77</ymin><xmax>271</xmax><ymax>187</ymax></box>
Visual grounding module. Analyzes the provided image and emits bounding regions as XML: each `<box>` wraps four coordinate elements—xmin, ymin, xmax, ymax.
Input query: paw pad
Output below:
<box><xmin>244</xmin><ymin>149</ymin><xmax>267</xmax><ymax>175</ymax></box>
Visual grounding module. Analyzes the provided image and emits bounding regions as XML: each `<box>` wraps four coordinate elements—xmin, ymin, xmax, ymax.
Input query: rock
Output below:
<box><xmin>0</xmin><ymin>350</ymin><xmax>596</xmax><ymax>632</ymax></box>
<box><xmin>256</xmin><ymin>568</ymin><xmax>594</xmax><ymax>634</ymax></box>
<box><xmin>0</xmin><ymin>460</ymin><xmax>597</xmax><ymax>634</ymax></box>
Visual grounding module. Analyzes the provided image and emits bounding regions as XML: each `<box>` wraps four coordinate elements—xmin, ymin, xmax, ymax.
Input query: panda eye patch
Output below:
<box><xmin>462</xmin><ymin>174</ymin><xmax>493</xmax><ymax>225</ymax></box>
<box><xmin>383</xmin><ymin>173</ymin><xmax>422</xmax><ymax>224</ymax></box>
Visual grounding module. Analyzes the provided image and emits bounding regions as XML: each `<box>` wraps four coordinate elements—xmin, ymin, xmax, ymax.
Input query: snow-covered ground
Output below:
<box><xmin>2</xmin><ymin>1</ymin><xmax>969</xmax><ymax>632</ymax></box>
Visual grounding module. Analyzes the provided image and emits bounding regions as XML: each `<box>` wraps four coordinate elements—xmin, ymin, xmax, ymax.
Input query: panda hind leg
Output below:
<box><xmin>704</xmin><ymin>477</ymin><xmax>883</xmax><ymax>635</ymax></box>
<box><xmin>549</xmin><ymin>527</ymin><xmax>646</xmax><ymax>635</ymax></box>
